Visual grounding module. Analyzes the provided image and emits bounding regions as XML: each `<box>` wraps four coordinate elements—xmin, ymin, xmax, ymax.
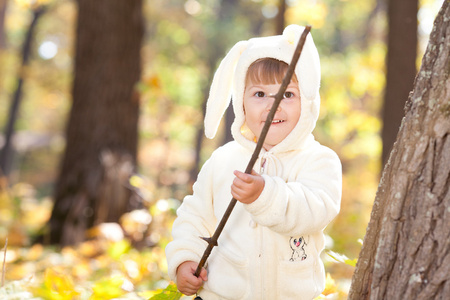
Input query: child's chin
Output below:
<box><xmin>263</xmin><ymin>139</ymin><xmax>282</xmax><ymax>150</ymax></box>
<box><xmin>265</xmin><ymin>133</ymin><xmax>287</xmax><ymax>146</ymax></box>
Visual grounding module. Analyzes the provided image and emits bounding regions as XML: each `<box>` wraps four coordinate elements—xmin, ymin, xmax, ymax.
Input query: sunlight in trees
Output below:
<box><xmin>38</xmin><ymin>40</ymin><xmax>57</xmax><ymax>60</ymax></box>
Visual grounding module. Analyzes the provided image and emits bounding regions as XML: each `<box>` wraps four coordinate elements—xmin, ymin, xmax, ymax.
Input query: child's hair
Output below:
<box><xmin>245</xmin><ymin>58</ymin><xmax>299</xmax><ymax>86</ymax></box>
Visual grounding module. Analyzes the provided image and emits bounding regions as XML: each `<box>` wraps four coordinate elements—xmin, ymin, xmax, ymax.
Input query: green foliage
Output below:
<box><xmin>148</xmin><ymin>282</ymin><xmax>182</xmax><ymax>300</ymax></box>
<box><xmin>327</xmin><ymin>250</ymin><xmax>358</xmax><ymax>267</ymax></box>
<box><xmin>107</xmin><ymin>240</ymin><xmax>132</xmax><ymax>261</ymax></box>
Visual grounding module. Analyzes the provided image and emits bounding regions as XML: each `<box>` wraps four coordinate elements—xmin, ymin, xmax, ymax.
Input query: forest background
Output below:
<box><xmin>0</xmin><ymin>0</ymin><xmax>445</xmax><ymax>299</ymax></box>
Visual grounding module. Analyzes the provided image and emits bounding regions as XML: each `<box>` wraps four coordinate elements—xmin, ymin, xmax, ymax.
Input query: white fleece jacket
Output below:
<box><xmin>165</xmin><ymin>25</ymin><xmax>342</xmax><ymax>300</ymax></box>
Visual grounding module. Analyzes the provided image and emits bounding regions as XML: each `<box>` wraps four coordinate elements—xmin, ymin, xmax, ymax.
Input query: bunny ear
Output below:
<box><xmin>204</xmin><ymin>41</ymin><xmax>249</xmax><ymax>139</ymax></box>
<box><xmin>283</xmin><ymin>24</ymin><xmax>321</xmax><ymax>101</ymax></box>
<box><xmin>283</xmin><ymin>24</ymin><xmax>303</xmax><ymax>45</ymax></box>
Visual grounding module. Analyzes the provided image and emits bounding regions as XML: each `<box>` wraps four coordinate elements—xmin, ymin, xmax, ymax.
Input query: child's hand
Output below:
<box><xmin>176</xmin><ymin>261</ymin><xmax>207</xmax><ymax>296</ymax></box>
<box><xmin>231</xmin><ymin>170</ymin><xmax>265</xmax><ymax>204</ymax></box>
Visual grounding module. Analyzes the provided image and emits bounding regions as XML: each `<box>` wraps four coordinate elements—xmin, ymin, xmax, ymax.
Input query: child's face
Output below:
<box><xmin>243</xmin><ymin>79</ymin><xmax>301</xmax><ymax>150</ymax></box>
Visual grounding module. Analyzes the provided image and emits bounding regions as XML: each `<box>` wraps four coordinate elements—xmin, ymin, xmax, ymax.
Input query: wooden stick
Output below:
<box><xmin>1</xmin><ymin>237</ymin><xmax>7</xmax><ymax>287</ymax></box>
<box><xmin>194</xmin><ymin>26</ymin><xmax>312</xmax><ymax>277</ymax></box>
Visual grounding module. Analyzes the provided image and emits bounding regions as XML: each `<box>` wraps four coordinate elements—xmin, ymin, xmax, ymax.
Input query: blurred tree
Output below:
<box><xmin>349</xmin><ymin>1</ymin><xmax>449</xmax><ymax>298</ymax></box>
<box><xmin>0</xmin><ymin>5</ymin><xmax>46</xmax><ymax>177</ymax></box>
<box><xmin>0</xmin><ymin>0</ymin><xmax>6</xmax><ymax>48</ymax></box>
<box><xmin>275</xmin><ymin>0</ymin><xmax>286</xmax><ymax>35</ymax></box>
<box><xmin>47</xmin><ymin>0</ymin><xmax>144</xmax><ymax>246</ymax></box>
<box><xmin>221</xmin><ymin>4</ymin><xmax>265</xmax><ymax>146</ymax></box>
<box><xmin>189</xmin><ymin>0</ymin><xmax>265</xmax><ymax>184</ymax></box>
<box><xmin>189</xmin><ymin>0</ymin><xmax>238</xmax><ymax>185</ymax></box>
<box><xmin>381</xmin><ymin>0</ymin><xmax>418</xmax><ymax>165</ymax></box>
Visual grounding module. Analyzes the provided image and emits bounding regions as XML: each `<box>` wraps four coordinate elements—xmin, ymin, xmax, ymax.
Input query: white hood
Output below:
<box><xmin>204</xmin><ymin>24</ymin><xmax>321</xmax><ymax>153</ymax></box>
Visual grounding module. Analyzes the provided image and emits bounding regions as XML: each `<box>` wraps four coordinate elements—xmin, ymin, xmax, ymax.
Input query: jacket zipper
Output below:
<box><xmin>257</xmin><ymin>156</ymin><xmax>266</xmax><ymax>299</ymax></box>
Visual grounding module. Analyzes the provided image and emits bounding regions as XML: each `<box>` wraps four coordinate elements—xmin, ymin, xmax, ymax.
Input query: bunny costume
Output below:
<box><xmin>165</xmin><ymin>25</ymin><xmax>342</xmax><ymax>300</ymax></box>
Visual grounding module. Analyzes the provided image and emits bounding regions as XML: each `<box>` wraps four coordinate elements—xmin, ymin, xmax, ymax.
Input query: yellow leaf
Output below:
<box><xmin>129</xmin><ymin>175</ymin><xmax>145</xmax><ymax>188</ymax></box>
<box><xmin>26</xmin><ymin>243</ymin><xmax>44</xmax><ymax>261</ymax></box>
<box><xmin>90</xmin><ymin>274</ymin><xmax>127</xmax><ymax>300</ymax></box>
<box><xmin>77</xmin><ymin>240</ymin><xmax>102</xmax><ymax>257</ymax></box>
<box><xmin>5</xmin><ymin>262</ymin><xmax>34</xmax><ymax>281</ymax></box>
<box><xmin>31</xmin><ymin>268</ymin><xmax>80</xmax><ymax>300</ymax></box>
<box><xmin>71</xmin><ymin>261</ymin><xmax>91</xmax><ymax>280</ymax></box>
<box><xmin>146</xmin><ymin>75</ymin><xmax>162</xmax><ymax>89</ymax></box>
<box><xmin>322</xmin><ymin>273</ymin><xmax>338</xmax><ymax>296</ymax></box>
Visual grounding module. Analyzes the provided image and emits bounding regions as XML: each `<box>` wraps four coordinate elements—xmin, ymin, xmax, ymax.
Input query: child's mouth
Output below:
<box><xmin>271</xmin><ymin>119</ymin><xmax>284</xmax><ymax>124</ymax></box>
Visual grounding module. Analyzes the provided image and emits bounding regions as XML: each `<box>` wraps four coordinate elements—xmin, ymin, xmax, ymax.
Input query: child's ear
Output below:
<box><xmin>204</xmin><ymin>41</ymin><xmax>249</xmax><ymax>139</ymax></box>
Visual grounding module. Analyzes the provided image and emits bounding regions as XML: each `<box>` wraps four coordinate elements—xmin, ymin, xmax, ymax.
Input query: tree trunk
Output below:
<box><xmin>349</xmin><ymin>1</ymin><xmax>450</xmax><ymax>299</ymax></box>
<box><xmin>381</xmin><ymin>0</ymin><xmax>418</xmax><ymax>166</ymax></box>
<box><xmin>0</xmin><ymin>0</ymin><xmax>7</xmax><ymax>48</ymax></box>
<box><xmin>0</xmin><ymin>6</ymin><xmax>46</xmax><ymax>177</ymax></box>
<box><xmin>275</xmin><ymin>0</ymin><xmax>286</xmax><ymax>35</ymax></box>
<box><xmin>189</xmin><ymin>0</ymin><xmax>240</xmax><ymax>184</ymax></box>
<box><xmin>47</xmin><ymin>0</ymin><xmax>144</xmax><ymax>246</ymax></box>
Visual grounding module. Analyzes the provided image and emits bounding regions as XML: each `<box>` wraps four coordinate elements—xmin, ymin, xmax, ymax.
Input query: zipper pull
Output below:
<box><xmin>260</xmin><ymin>158</ymin><xmax>267</xmax><ymax>174</ymax></box>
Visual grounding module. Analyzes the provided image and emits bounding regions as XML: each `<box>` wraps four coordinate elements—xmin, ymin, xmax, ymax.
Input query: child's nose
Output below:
<box><xmin>266</xmin><ymin>97</ymin><xmax>281</xmax><ymax>111</ymax></box>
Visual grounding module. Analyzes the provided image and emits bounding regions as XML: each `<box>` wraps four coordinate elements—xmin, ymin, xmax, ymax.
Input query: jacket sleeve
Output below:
<box><xmin>244</xmin><ymin>146</ymin><xmax>342</xmax><ymax>236</ymax></box>
<box><xmin>165</xmin><ymin>157</ymin><xmax>218</xmax><ymax>282</ymax></box>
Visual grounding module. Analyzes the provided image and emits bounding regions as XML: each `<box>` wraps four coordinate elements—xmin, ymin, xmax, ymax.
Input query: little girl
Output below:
<box><xmin>166</xmin><ymin>24</ymin><xmax>342</xmax><ymax>300</ymax></box>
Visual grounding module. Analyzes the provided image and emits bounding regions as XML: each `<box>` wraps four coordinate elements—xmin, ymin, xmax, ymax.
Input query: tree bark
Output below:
<box><xmin>381</xmin><ymin>0</ymin><xmax>418</xmax><ymax>166</ymax></box>
<box><xmin>47</xmin><ymin>0</ymin><xmax>144</xmax><ymax>246</ymax></box>
<box><xmin>349</xmin><ymin>1</ymin><xmax>450</xmax><ymax>299</ymax></box>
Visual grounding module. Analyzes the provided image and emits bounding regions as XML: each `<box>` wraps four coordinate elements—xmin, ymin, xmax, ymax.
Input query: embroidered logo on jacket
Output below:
<box><xmin>289</xmin><ymin>236</ymin><xmax>307</xmax><ymax>261</ymax></box>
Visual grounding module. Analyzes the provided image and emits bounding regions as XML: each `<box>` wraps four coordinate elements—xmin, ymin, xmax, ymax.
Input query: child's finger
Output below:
<box><xmin>184</xmin><ymin>276</ymin><xmax>203</xmax><ymax>292</ymax></box>
<box><xmin>233</xmin><ymin>170</ymin><xmax>254</xmax><ymax>183</ymax></box>
<box><xmin>232</xmin><ymin>176</ymin><xmax>252</xmax><ymax>194</ymax></box>
<box><xmin>231</xmin><ymin>182</ymin><xmax>243</xmax><ymax>197</ymax></box>
<box><xmin>232</xmin><ymin>176</ymin><xmax>245</xmax><ymax>189</ymax></box>
<box><xmin>199</xmin><ymin>267</ymin><xmax>208</xmax><ymax>281</ymax></box>
<box><xmin>178</xmin><ymin>278</ymin><xmax>200</xmax><ymax>295</ymax></box>
<box><xmin>181</xmin><ymin>285</ymin><xmax>198</xmax><ymax>296</ymax></box>
<box><xmin>187</xmin><ymin>278</ymin><xmax>202</xmax><ymax>288</ymax></box>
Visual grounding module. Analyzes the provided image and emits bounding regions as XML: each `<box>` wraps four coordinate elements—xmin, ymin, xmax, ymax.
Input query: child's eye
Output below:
<box><xmin>284</xmin><ymin>91</ymin><xmax>295</xmax><ymax>98</ymax></box>
<box><xmin>254</xmin><ymin>91</ymin><xmax>266</xmax><ymax>98</ymax></box>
